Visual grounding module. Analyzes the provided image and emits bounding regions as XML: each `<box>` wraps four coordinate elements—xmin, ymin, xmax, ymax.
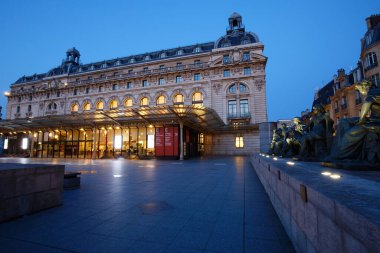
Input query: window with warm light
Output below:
<box><xmin>192</xmin><ymin>92</ymin><xmax>203</xmax><ymax>106</ymax></box>
<box><xmin>124</xmin><ymin>98</ymin><xmax>133</xmax><ymax>107</ymax></box>
<box><xmin>235</xmin><ymin>136</ymin><xmax>244</xmax><ymax>148</ymax></box>
<box><xmin>96</xmin><ymin>101</ymin><xmax>104</xmax><ymax>110</ymax></box>
<box><xmin>110</xmin><ymin>100</ymin><xmax>118</xmax><ymax>109</ymax></box>
<box><xmin>71</xmin><ymin>103</ymin><xmax>79</xmax><ymax>112</ymax></box>
<box><xmin>174</xmin><ymin>94</ymin><xmax>184</xmax><ymax>104</ymax></box>
<box><xmin>156</xmin><ymin>95</ymin><xmax>166</xmax><ymax>105</ymax></box>
<box><xmin>140</xmin><ymin>97</ymin><xmax>149</xmax><ymax>107</ymax></box>
<box><xmin>83</xmin><ymin>103</ymin><xmax>91</xmax><ymax>111</ymax></box>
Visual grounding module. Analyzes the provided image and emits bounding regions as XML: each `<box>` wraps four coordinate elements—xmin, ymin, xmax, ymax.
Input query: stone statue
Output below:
<box><xmin>298</xmin><ymin>104</ymin><xmax>334</xmax><ymax>161</ymax></box>
<box><xmin>325</xmin><ymin>80</ymin><xmax>380</xmax><ymax>164</ymax></box>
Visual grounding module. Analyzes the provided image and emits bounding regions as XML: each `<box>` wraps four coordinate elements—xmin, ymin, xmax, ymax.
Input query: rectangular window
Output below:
<box><xmin>228</xmin><ymin>100</ymin><xmax>237</xmax><ymax>117</ymax></box>
<box><xmin>28</xmin><ymin>105</ymin><xmax>31</xmax><ymax>112</ymax></box>
<box><xmin>223</xmin><ymin>69</ymin><xmax>230</xmax><ymax>77</ymax></box>
<box><xmin>29</xmin><ymin>95</ymin><xmax>32</xmax><ymax>101</ymax></box>
<box><xmin>142</xmin><ymin>80</ymin><xmax>148</xmax><ymax>87</ymax></box>
<box><xmin>159</xmin><ymin>65</ymin><xmax>166</xmax><ymax>70</ymax></box>
<box><xmin>240</xmin><ymin>99</ymin><xmax>249</xmax><ymax>117</ymax></box>
<box><xmin>176</xmin><ymin>63</ymin><xmax>183</xmax><ymax>70</ymax></box>
<box><xmin>223</xmin><ymin>55</ymin><xmax>230</xmax><ymax>64</ymax></box>
<box><xmin>159</xmin><ymin>78</ymin><xmax>165</xmax><ymax>85</ymax></box>
<box><xmin>235</xmin><ymin>136</ymin><xmax>244</xmax><ymax>148</ymax></box>
<box><xmin>98</xmin><ymin>86</ymin><xmax>103</xmax><ymax>92</ymax></box>
<box><xmin>143</xmin><ymin>67</ymin><xmax>149</xmax><ymax>73</ymax></box>
<box><xmin>243</xmin><ymin>52</ymin><xmax>250</xmax><ymax>61</ymax></box>
<box><xmin>128</xmin><ymin>69</ymin><xmax>133</xmax><ymax>74</ymax></box>
<box><xmin>86</xmin><ymin>87</ymin><xmax>90</xmax><ymax>94</ymax></box>
<box><xmin>194</xmin><ymin>73</ymin><xmax>201</xmax><ymax>81</ymax></box>
<box><xmin>17</xmin><ymin>106</ymin><xmax>20</xmax><ymax>113</ymax></box>
<box><xmin>371</xmin><ymin>73</ymin><xmax>380</xmax><ymax>87</ymax></box>
<box><xmin>4</xmin><ymin>138</ymin><xmax>8</xmax><ymax>149</ymax></box>
<box><xmin>112</xmin><ymin>84</ymin><xmax>118</xmax><ymax>90</ymax></box>
<box><xmin>194</xmin><ymin>60</ymin><xmax>201</xmax><ymax>67</ymax></box>
<box><xmin>127</xmin><ymin>82</ymin><xmax>132</xmax><ymax>89</ymax></box>
<box><xmin>22</xmin><ymin>138</ymin><xmax>28</xmax><ymax>150</ymax></box>
<box><xmin>46</xmin><ymin>93</ymin><xmax>50</xmax><ymax>99</ymax></box>
<box><xmin>176</xmin><ymin>76</ymin><xmax>183</xmax><ymax>83</ymax></box>
<box><xmin>18</xmin><ymin>96</ymin><xmax>21</xmax><ymax>102</ymax></box>
<box><xmin>56</xmin><ymin>91</ymin><xmax>60</xmax><ymax>97</ymax></box>
<box><xmin>243</xmin><ymin>67</ymin><xmax>251</xmax><ymax>75</ymax></box>
<box><xmin>74</xmin><ymin>89</ymin><xmax>78</xmax><ymax>95</ymax></box>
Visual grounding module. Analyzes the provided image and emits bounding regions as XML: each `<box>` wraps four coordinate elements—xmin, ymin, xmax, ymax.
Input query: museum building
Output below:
<box><xmin>0</xmin><ymin>13</ymin><xmax>268</xmax><ymax>159</ymax></box>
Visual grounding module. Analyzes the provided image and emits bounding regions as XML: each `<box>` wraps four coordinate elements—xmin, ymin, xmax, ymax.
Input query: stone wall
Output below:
<box><xmin>250</xmin><ymin>154</ymin><xmax>380</xmax><ymax>253</ymax></box>
<box><xmin>0</xmin><ymin>164</ymin><xmax>65</xmax><ymax>222</ymax></box>
<box><xmin>205</xmin><ymin>131</ymin><xmax>260</xmax><ymax>155</ymax></box>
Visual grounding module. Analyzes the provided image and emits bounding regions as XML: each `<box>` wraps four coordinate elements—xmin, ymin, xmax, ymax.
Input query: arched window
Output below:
<box><xmin>174</xmin><ymin>94</ymin><xmax>184</xmax><ymax>104</ymax></box>
<box><xmin>124</xmin><ymin>98</ymin><xmax>133</xmax><ymax>107</ymax></box>
<box><xmin>140</xmin><ymin>97</ymin><xmax>149</xmax><ymax>107</ymax></box>
<box><xmin>110</xmin><ymin>100</ymin><xmax>118</xmax><ymax>109</ymax></box>
<box><xmin>228</xmin><ymin>84</ymin><xmax>237</xmax><ymax>93</ymax></box>
<box><xmin>71</xmin><ymin>103</ymin><xmax>79</xmax><ymax>112</ymax></box>
<box><xmin>192</xmin><ymin>92</ymin><xmax>203</xmax><ymax>106</ymax></box>
<box><xmin>156</xmin><ymin>95</ymin><xmax>166</xmax><ymax>105</ymax></box>
<box><xmin>239</xmin><ymin>83</ymin><xmax>248</xmax><ymax>92</ymax></box>
<box><xmin>96</xmin><ymin>101</ymin><xmax>104</xmax><ymax>110</ymax></box>
<box><xmin>83</xmin><ymin>102</ymin><xmax>91</xmax><ymax>111</ymax></box>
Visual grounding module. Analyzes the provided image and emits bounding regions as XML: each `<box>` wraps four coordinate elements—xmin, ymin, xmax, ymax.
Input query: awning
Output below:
<box><xmin>0</xmin><ymin>106</ymin><xmax>225</xmax><ymax>133</ymax></box>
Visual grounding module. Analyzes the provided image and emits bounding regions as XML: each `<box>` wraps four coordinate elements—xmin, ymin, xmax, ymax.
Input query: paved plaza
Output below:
<box><xmin>0</xmin><ymin>157</ymin><xmax>294</xmax><ymax>253</ymax></box>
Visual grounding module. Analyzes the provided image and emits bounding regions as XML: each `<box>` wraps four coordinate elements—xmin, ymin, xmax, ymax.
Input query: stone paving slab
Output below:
<box><xmin>0</xmin><ymin>157</ymin><xmax>294</xmax><ymax>253</ymax></box>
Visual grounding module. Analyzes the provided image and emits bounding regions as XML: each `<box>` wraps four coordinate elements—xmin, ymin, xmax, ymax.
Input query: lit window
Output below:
<box><xmin>4</xmin><ymin>138</ymin><xmax>8</xmax><ymax>149</ymax></box>
<box><xmin>159</xmin><ymin>78</ymin><xmax>165</xmax><ymax>85</ymax></box>
<box><xmin>156</xmin><ymin>95</ymin><xmax>166</xmax><ymax>105</ymax></box>
<box><xmin>176</xmin><ymin>76</ymin><xmax>183</xmax><ymax>83</ymax></box>
<box><xmin>110</xmin><ymin>100</ymin><xmax>118</xmax><ymax>109</ymax></box>
<box><xmin>174</xmin><ymin>94</ymin><xmax>184</xmax><ymax>104</ymax></box>
<box><xmin>228</xmin><ymin>84</ymin><xmax>237</xmax><ymax>93</ymax></box>
<box><xmin>142</xmin><ymin>80</ymin><xmax>149</xmax><ymax>87</ymax></box>
<box><xmin>124</xmin><ymin>98</ymin><xmax>133</xmax><ymax>107</ymax></box>
<box><xmin>194</xmin><ymin>73</ymin><xmax>201</xmax><ymax>81</ymax></box>
<box><xmin>192</xmin><ymin>92</ymin><xmax>203</xmax><ymax>106</ymax></box>
<box><xmin>235</xmin><ymin>136</ymin><xmax>244</xmax><ymax>148</ymax></box>
<box><xmin>83</xmin><ymin>102</ymin><xmax>91</xmax><ymax>111</ymax></box>
<box><xmin>140</xmin><ymin>97</ymin><xmax>149</xmax><ymax>107</ymax></box>
<box><xmin>224</xmin><ymin>69</ymin><xmax>230</xmax><ymax>77</ymax></box>
<box><xmin>71</xmin><ymin>103</ymin><xmax>79</xmax><ymax>112</ymax></box>
<box><xmin>22</xmin><ymin>138</ymin><xmax>28</xmax><ymax>150</ymax></box>
<box><xmin>96</xmin><ymin>101</ymin><xmax>104</xmax><ymax>110</ymax></box>
<box><xmin>243</xmin><ymin>67</ymin><xmax>251</xmax><ymax>75</ymax></box>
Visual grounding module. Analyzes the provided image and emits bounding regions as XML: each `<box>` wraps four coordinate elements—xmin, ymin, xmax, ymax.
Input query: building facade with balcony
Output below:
<box><xmin>0</xmin><ymin>13</ymin><xmax>268</xmax><ymax>159</ymax></box>
<box><xmin>362</xmin><ymin>14</ymin><xmax>380</xmax><ymax>87</ymax></box>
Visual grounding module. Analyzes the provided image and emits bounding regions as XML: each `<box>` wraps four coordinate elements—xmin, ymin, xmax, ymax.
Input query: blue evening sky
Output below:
<box><xmin>0</xmin><ymin>0</ymin><xmax>379</xmax><ymax>121</ymax></box>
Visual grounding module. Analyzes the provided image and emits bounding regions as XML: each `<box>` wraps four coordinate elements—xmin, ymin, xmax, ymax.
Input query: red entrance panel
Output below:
<box><xmin>173</xmin><ymin>127</ymin><xmax>179</xmax><ymax>156</ymax></box>
<box><xmin>155</xmin><ymin>128</ymin><xmax>165</xmax><ymax>156</ymax></box>
<box><xmin>164</xmin><ymin>127</ymin><xmax>173</xmax><ymax>156</ymax></box>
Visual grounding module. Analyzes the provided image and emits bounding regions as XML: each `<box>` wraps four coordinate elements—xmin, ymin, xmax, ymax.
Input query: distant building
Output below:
<box><xmin>0</xmin><ymin>13</ymin><xmax>268</xmax><ymax>159</ymax></box>
<box><xmin>312</xmin><ymin>14</ymin><xmax>380</xmax><ymax>126</ymax></box>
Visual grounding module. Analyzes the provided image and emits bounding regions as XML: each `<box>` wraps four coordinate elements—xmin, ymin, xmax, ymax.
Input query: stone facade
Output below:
<box><xmin>2</xmin><ymin>13</ymin><xmax>268</xmax><ymax>157</ymax></box>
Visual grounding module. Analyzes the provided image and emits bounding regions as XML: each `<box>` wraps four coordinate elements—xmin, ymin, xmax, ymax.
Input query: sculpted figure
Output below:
<box><xmin>327</xmin><ymin>80</ymin><xmax>380</xmax><ymax>163</ymax></box>
<box><xmin>269</xmin><ymin>128</ymin><xmax>284</xmax><ymax>155</ymax></box>
<box><xmin>299</xmin><ymin>104</ymin><xmax>334</xmax><ymax>160</ymax></box>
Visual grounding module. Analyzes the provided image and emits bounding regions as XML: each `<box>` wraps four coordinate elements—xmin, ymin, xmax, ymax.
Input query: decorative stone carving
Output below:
<box><xmin>212</xmin><ymin>83</ymin><xmax>222</xmax><ymax>95</ymax></box>
<box><xmin>254</xmin><ymin>79</ymin><xmax>264</xmax><ymax>91</ymax></box>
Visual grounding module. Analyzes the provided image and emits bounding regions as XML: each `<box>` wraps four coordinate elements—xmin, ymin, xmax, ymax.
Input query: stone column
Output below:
<box><xmin>179</xmin><ymin>121</ymin><xmax>184</xmax><ymax>160</ymax></box>
<box><xmin>29</xmin><ymin>132</ymin><xmax>35</xmax><ymax>158</ymax></box>
<box><xmin>92</xmin><ymin>128</ymin><xmax>97</xmax><ymax>159</ymax></box>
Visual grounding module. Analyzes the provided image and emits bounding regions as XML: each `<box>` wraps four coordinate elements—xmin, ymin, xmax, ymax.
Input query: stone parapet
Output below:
<box><xmin>250</xmin><ymin>154</ymin><xmax>380</xmax><ymax>253</ymax></box>
<box><xmin>0</xmin><ymin>164</ymin><xmax>65</xmax><ymax>222</ymax></box>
